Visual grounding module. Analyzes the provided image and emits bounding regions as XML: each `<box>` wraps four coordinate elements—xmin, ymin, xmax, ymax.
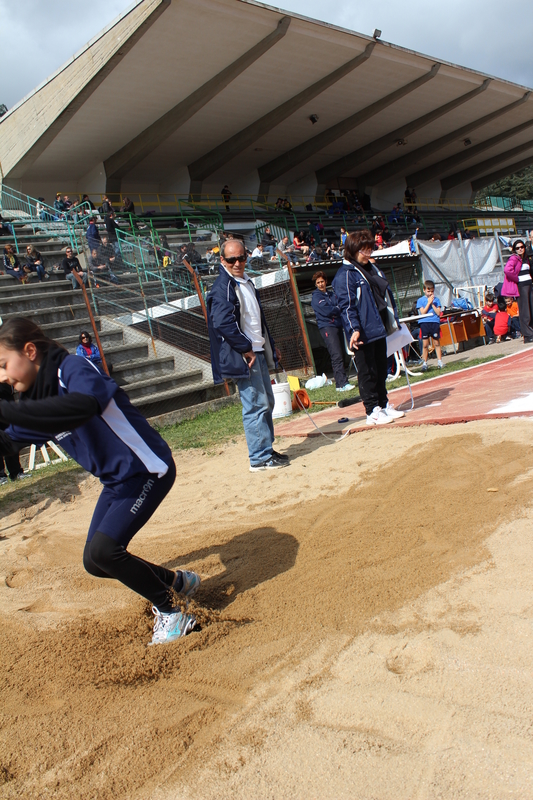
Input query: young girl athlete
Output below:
<box><xmin>0</xmin><ymin>317</ymin><xmax>200</xmax><ymax>645</ymax></box>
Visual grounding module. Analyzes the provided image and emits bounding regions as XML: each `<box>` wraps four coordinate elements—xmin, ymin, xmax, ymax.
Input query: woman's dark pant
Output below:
<box><xmin>353</xmin><ymin>337</ymin><xmax>388</xmax><ymax>414</ymax></box>
<box><xmin>517</xmin><ymin>283</ymin><xmax>533</xmax><ymax>340</ymax></box>
<box><xmin>82</xmin><ymin>461</ymin><xmax>178</xmax><ymax>612</ymax></box>
<box><xmin>320</xmin><ymin>326</ymin><xmax>347</xmax><ymax>387</ymax></box>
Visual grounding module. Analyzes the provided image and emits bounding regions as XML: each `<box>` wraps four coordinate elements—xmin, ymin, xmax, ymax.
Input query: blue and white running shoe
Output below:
<box><xmin>173</xmin><ymin>569</ymin><xmax>201</xmax><ymax>598</ymax></box>
<box><xmin>150</xmin><ymin>606</ymin><xmax>197</xmax><ymax>645</ymax></box>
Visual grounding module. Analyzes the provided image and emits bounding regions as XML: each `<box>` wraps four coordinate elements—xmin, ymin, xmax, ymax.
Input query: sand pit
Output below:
<box><xmin>1</xmin><ymin>418</ymin><xmax>533</xmax><ymax>798</ymax></box>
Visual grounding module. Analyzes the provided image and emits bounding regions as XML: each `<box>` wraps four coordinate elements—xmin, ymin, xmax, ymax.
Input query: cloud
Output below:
<box><xmin>0</xmin><ymin>0</ymin><xmax>135</xmax><ymax>109</ymax></box>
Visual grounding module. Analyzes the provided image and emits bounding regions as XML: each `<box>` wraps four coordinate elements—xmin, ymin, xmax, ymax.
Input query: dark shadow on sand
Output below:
<box><xmin>164</xmin><ymin>527</ymin><xmax>299</xmax><ymax>611</ymax></box>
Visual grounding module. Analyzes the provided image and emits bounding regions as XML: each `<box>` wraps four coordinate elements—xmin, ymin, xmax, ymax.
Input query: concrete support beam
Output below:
<box><xmin>315</xmin><ymin>78</ymin><xmax>491</xmax><ymax>194</ymax></box>
<box><xmin>471</xmin><ymin>154</ymin><xmax>533</xmax><ymax>192</ymax></box>
<box><xmin>187</xmin><ymin>41</ymin><xmax>377</xmax><ymax>192</ymax></box>
<box><xmin>441</xmin><ymin>138</ymin><xmax>533</xmax><ymax>190</ymax></box>
<box><xmin>104</xmin><ymin>16</ymin><xmax>291</xmax><ymax>187</ymax></box>
<box><xmin>360</xmin><ymin>91</ymin><xmax>530</xmax><ymax>187</ymax></box>
<box><xmin>257</xmin><ymin>62</ymin><xmax>441</xmax><ymax>196</ymax></box>
<box><xmin>408</xmin><ymin>114</ymin><xmax>533</xmax><ymax>187</ymax></box>
<box><xmin>5</xmin><ymin>0</ymin><xmax>171</xmax><ymax>181</ymax></box>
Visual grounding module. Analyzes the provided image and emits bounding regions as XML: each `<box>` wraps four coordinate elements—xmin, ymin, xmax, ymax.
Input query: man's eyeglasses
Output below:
<box><xmin>224</xmin><ymin>255</ymin><xmax>247</xmax><ymax>264</ymax></box>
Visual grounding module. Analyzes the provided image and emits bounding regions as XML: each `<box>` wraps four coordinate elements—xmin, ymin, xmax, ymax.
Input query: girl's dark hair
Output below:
<box><xmin>343</xmin><ymin>230</ymin><xmax>374</xmax><ymax>263</ymax></box>
<box><xmin>497</xmin><ymin>297</ymin><xmax>507</xmax><ymax>312</ymax></box>
<box><xmin>312</xmin><ymin>271</ymin><xmax>326</xmax><ymax>283</ymax></box>
<box><xmin>512</xmin><ymin>239</ymin><xmax>526</xmax><ymax>254</ymax></box>
<box><xmin>0</xmin><ymin>317</ymin><xmax>59</xmax><ymax>355</ymax></box>
<box><xmin>79</xmin><ymin>330</ymin><xmax>92</xmax><ymax>345</ymax></box>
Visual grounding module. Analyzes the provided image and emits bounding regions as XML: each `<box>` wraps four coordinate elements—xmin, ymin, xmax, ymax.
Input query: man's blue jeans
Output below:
<box><xmin>236</xmin><ymin>352</ymin><xmax>275</xmax><ymax>466</ymax></box>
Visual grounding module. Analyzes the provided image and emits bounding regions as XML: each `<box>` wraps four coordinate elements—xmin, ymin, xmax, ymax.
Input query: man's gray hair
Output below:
<box><xmin>220</xmin><ymin>238</ymin><xmax>246</xmax><ymax>259</ymax></box>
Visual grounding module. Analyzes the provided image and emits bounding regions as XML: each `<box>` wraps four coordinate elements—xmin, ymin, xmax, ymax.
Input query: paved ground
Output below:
<box><xmin>275</xmin><ymin>339</ymin><xmax>533</xmax><ymax>438</ymax></box>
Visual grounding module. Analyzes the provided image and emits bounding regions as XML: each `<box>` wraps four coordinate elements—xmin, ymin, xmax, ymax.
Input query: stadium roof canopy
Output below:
<box><xmin>1</xmin><ymin>0</ymin><xmax>532</xmax><ymax>207</ymax></box>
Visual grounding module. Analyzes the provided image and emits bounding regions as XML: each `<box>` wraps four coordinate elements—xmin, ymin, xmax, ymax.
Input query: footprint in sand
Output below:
<box><xmin>5</xmin><ymin>568</ymin><xmax>33</xmax><ymax>588</ymax></box>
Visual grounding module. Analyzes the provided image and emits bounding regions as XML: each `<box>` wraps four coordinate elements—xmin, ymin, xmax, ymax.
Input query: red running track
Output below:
<box><xmin>274</xmin><ymin>349</ymin><xmax>533</xmax><ymax>438</ymax></box>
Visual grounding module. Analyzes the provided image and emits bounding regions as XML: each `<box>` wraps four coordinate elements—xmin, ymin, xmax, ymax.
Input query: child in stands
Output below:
<box><xmin>416</xmin><ymin>280</ymin><xmax>444</xmax><ymax>370</ymax></box>
<box><xmin>0</xmin><ymin>317</ymin><xmax>200</xmax><ymax>645</ymax></box>
<box><xmin>494</xmin><ymin>297</ymin><xmax>511</xmax><ymax>342</ymax></box>
<box><xmin>482</xmin><ymin>291</ymin><xmax>498</xmax><ymax>343</ymax></box>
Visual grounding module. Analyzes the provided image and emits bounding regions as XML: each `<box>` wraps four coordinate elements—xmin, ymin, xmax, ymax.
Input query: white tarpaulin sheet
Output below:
<box><xmin>418</xmin><ymin>238</ymin><xmax>499</xmax><ymax>306</ymax></box>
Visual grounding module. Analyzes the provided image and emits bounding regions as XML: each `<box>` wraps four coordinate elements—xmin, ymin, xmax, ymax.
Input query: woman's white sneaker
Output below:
<box><xmin>366</xmin><ymin>406</ymin><xmax>393</xmax><ymax>425</ymax></box>
<box><xmin>383</xmin><ymin>402</ymin><xmax>405</xmax><ymax>419</ymax></box>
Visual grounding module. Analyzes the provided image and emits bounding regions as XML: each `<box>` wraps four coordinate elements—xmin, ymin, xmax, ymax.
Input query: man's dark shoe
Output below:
<box><xmin>272</xmin><ymin>449</ymin><xmax>289</xmax><ymax>462</ymax></box>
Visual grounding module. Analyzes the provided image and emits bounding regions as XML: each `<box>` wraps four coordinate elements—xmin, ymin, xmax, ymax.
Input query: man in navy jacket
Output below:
<box><xmin>206</xmin><ymin>239</ymin><xmax>289</xmax><ymax>472</ymax></box>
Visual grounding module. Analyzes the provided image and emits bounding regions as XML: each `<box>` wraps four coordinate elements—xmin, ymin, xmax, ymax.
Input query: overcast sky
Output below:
<box><xmin>1</xmin><ymin>0</ymin><xmax>532</xmax><ymax>110</ymax></box>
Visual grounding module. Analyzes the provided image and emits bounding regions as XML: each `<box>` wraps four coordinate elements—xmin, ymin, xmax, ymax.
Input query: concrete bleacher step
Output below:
<box><xmin>131</xmin><ymin>381</ymin><xmax>213</xmax><ymax>418</ymax></box>
<box><xmin>123</xmin><ymin>368</ymin><xmax>203</xmax><ymax>400</ymax></box>
<box><xmin>0</xmin><ymin>303</ymin><xmax>91</xmax><ymax>324</ymax></box>
<box><xmin>111</xmin><ymin>355</ymin><xmax>175</xmax><ymax>386</ymax></box>
<box><xmin>0</xmin><ymin>288</ymin><xmax>81</xmax><ymax>313</ymax></box>
<box><xmin>0</xmin><ymin>280</ymin><xmax>67</xmax><ymax>300</ymax></box>
<box><xmin>39</xmin><ymin>316</ymin><xmax>101</xmax><ymax>341</ymax></box>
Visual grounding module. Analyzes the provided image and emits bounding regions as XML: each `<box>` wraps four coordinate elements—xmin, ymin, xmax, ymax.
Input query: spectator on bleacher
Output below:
<box><xmin>374</xmin><ymin>232</ymin><xmax>384</xmax><ymax>250</ymax></box>
<box><xmin>340</xmin><ymin>226</ymin><xmax>348</xmax><ymax>247</ymax></box>
<box><xmin>307</xmin><ymin>245</ymin><xmax>324</xmax><ymax>263</ymax></box>
<box><xmin>121</xmin><ymin>197</ymin><xmax>135</xmax><ymax>215</ymax></box>
<box><xmin>100</xmin><ymin>235</ymin><xmax>118</xmax><ymax>270</ymax></box>
<box><xmin>505</xmin><ymin>296</ymin><xmax>521</xmax><ymax>338</ymax></box>
<box><xmin>24</xmin><ymin>246</ymin><xmax>47</xmax><ymax>282</ymax></box>
<box><xmin>35</xmin><ymin>198</ymin><xmax>49</xmax><ymax>222</ymax></box>
<box><xmin>382</xmin><ymin>226</ymin><xmax>392</xmax><ymax>244</ymax></box>
<box><xmin>261</xmin><ymin>227</ymin><xmax>276</xmax><ymax>258</ymax></box>
<box><xmin>176</xmin><ymin>244</ymin><xmax>188</xmax><ymax>264</ymax></box>
<box><xmin>293</xmin><ymin>232</ymin><xmax>310</xmax><ymax>256</ymax></box>
<box><xmin>81</xmin><ymin>194</ymin><xmax>96</xmax><ymax>211</ymax></box>
<box><xmin>504</xmin><ymin>239</ymin><xmax>533</xmax><ymax>342</ymax></box>
<box><xmin>0</xmin><ymin>213</ymin><xmax>13</xmax><ymax>237</ymax></box>
<box><xmin>274</xmin><ymin>197</ymin><xmax>284</xmax><ymax>211</ymax></box>
<box><xmin>311</xmin><ymin>271</ymin><xmax>351</xmax><ymax>392</ymax></box>
<box><xmin>76</xmin><ymin>331</ymin><xmax>103</xmax><ymax>369</ymax></box>
<box><xmin>277</xmin><ymin>236</ymin><xmax>298</xmax><ymax>265</ymax></box>
<box><xmin>447</xmin><ymin>228</ymin><xmax>456</xmax><ymax>240</ymax></box>
<box><xmin>54</xmin><ymin>193</ymin><xmax>66</xmax><ymax>217</ymax></box>
<box><xmin>327</xmin><ymin>242</ymin><xmax>342</xmax><ymax>260</ymax></box>
<box><xmin>185</xmin><ymin>242</ymin><xmax>202</xmax><ymax>265</ymax></box>
<box><xmin>105</xmin><ymin>212</ymin><xmax>120</xmax><ymax>253</ymax></box>
<box><xmin>481</xmin><ymin>292</ymin><xmax>498</xmax><ymax>343</ymax></box>
<box><xmin>86</xmin><ymin>217</ymin><xmax>101</xmax><ymax>251</ymax></box>
<box><xmin>62</xmin><ymin>246</ymin><xmax>88</xmax><ymax>290</ymax></box>
<box><xmin>63</xmin><ymin>195</ymin><xmax>73</xmax><ymax>210</ymax></box>
<box><xmin>430</xmin><ymin>233</ymin><xmax>443</xmax><ymax>242</ymax></box>
<box><xmin>282</xmin><ymin>198</ymin><xmax>293</xmax><ymax>212</ymax></box>
<box><xmin>221</xmin><ymin>185</ymin><xmax>232</xmax><ymax>212</ymax></box>
<box><xmin>249</xmin><ymin>243</ymin><xmax>265</xmax><ymax>268</ymax></box>
<box><xmin>100</xmin><ymin>195</ymin><xmax>114</xmax><ymax>215</ymax></box>
<box><xmin>494</xmin><ymin>297</ymin><xmax>512</xmax><ymax>342</ymax></box>
<box><xmin>2</xmin><ymin>245</ymin><xmax>26</xmax><ymax>284</ymax></box>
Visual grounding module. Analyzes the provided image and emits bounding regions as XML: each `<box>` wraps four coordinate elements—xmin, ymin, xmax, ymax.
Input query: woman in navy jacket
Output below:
<box><xmin>332</xmin><ymin>230</ymin><xmax>404</xmax><ymax>425</ymax></box>
<box><xmin>311</xmin><ymin>270</ymin><xmax>351</xmax><ymax>391</ymax></box>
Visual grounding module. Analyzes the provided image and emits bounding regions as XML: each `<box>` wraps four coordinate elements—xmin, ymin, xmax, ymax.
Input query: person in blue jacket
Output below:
<box><xmin>0</xmin><ymin>317</ymin><xmax>201</xmax><ymax>645</ymax></box>
<box><xmin>311</xmin><ymin>270</ymin><xmax>351</xmax><ymax>392</ymax></box>
<box><xmin>332</xmin><ymin>230</ymin><xmax>405</xmax><ymax>426</ymax></box>
<box><xmin>206</xmin><ymin>239</ymin><xmax>289</xmax><ymax>472</ymax></box>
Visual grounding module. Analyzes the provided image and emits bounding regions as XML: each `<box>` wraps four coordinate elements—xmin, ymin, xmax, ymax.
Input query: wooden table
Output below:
<box><xmin>440</xmin><ymin>311</ymin><xmax>486</xmax><ymax>352</ymax></box>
